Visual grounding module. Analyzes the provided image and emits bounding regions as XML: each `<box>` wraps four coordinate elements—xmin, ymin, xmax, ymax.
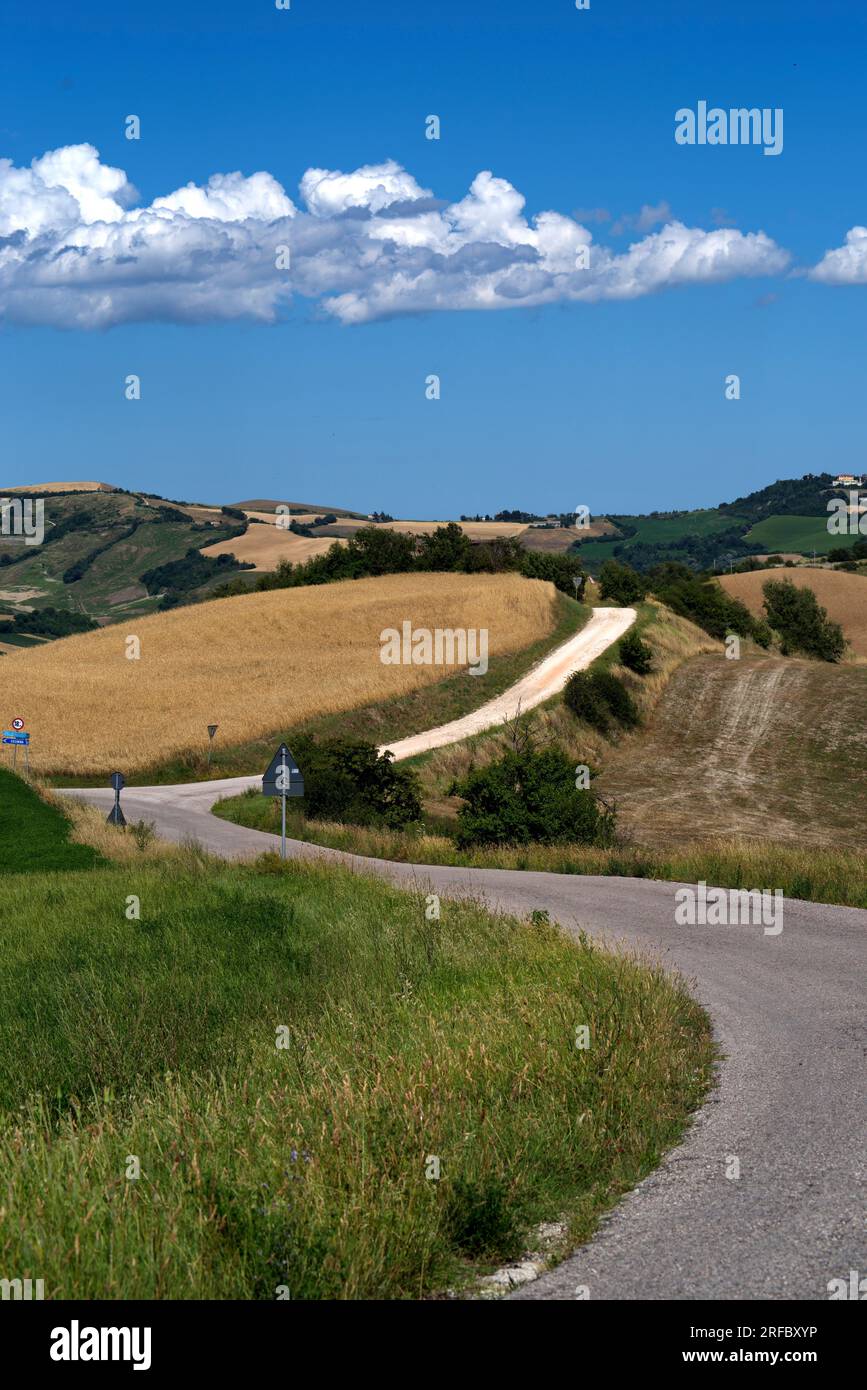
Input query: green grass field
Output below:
<box><xmin>0</xmin><ymin>768</ymin><xmax>103</xmax><ymax>872</ymax></box>
<box><xmin>0</xmin><ymin>850</ymin><xmax>713</xmax><ymax>1299</ymax></box>
<box><xmin>575</xmin><ymin>509</ymin><xmax>748</xmax><ymax>569</ymax></box>
<box><xmin>744</xmin><ymin>514</ymin><xmax>842</xmax><ymax>555</ymax></box>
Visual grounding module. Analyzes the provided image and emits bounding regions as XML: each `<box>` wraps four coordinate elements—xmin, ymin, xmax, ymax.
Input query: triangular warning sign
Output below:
<box><xmin>262</xmin><ymin>743</ymin><xmax>305</xmax><ymax>797</ymax></box>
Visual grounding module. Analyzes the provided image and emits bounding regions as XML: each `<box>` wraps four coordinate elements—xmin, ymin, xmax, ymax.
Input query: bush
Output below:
<box><xmin>3</xmin><ymin>606</ymin><xmax>98</xmax><ymax>637</ymax></box>
<box><xmin>292</xmin><ymin>736</ymin><xmax>422</xmax><ymax>829</ymax></box>
<box><xmin>520</xmin><ymin>549</ymin><xmax>587</xmax><ymax>596</ymax></box>
<box><xmin>563</xmin><ymin>671</ymin><xmax>611</xmax><ymax>731</ymax></box>
<box><xmin>762</xmin><ymin>580</ymin><xmax>846</xmax><ymax>662</ymax></box>
<box><xmin>648</xmin><ymin>562</ymin><xmax>755</xmax><ymax>640</ymax></box>
<box><xmin>450</xmin><ymin>746</ymin><xmax>616</xmax><ymax>849</ymax></box>
<box><xmin>598</xmin><ymin>560</ymin><xmax>647</xmax><ymax>605</ymax></box>
<box><xmin>564</xmin><ymin>670</ymin><xmax>640</xmax><ymax>731</ymax></box>
<box><xmin>618</xmin><ymin>629</ymin><xmax>653</xmax><ymax>674</ymax></box>
<box><xmin>592</xmin><ymin>671</ymin><xmax>640</xmax><ymax>727</ymax></box>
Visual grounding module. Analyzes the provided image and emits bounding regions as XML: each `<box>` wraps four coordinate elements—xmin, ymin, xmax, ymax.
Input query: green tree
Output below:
<box><xmin>450</xmin><ymin>745</ymin><xmax>615</xmax><ymax>849</ymax></box>
<box><xmin>618</xmin><ymin>629</ymin><xmax>653</xmax><ymax>675</ymax></box>
<box><xmin>762</xmin><ymin>580</ymin><xmax>846</xmax><ymax>662</ymax></box>
<box><xmin>598</xmin><ymin>560</ymin><xmax>647</xmax><ymax>604</ymax></box>
<box><xmin>292</xmin><ymin>737</ymin><xmax>422</xmax><ymax>828</ymax></box>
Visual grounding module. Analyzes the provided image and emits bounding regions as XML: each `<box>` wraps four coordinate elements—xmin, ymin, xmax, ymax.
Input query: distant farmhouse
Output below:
<box><xmin>831</xmin><ymin>473</ymin><xmax>864</xmax><ymax>487</ymax></box>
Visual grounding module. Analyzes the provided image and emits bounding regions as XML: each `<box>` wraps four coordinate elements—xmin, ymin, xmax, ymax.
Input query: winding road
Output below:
<box><xmin>60</xmin><ymin>607</ymin><xmax>867</xmax><ymax>1301</ymax></box>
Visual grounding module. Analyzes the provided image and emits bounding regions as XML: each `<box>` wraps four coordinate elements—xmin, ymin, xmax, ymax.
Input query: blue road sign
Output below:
<box><xmin>2</xmin><ymin>730</ymin><xmax>29</xmax><ymax>746</ymax></box>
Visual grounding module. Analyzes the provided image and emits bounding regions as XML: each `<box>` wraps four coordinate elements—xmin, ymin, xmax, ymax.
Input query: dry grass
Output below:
<box><xmin>43</xmin><ymin>787</ymin><xmax>210</xmax><ymax>866</ymax></box>
<box><xmin>414</xmin><ymin>602</ymin><xmax>719</xmax><ymax>802</ymax></box>
<box><xmin>598</xmin><ymin>654</ymin><xmax>867</xmax><ymax>850</ymax></box>
<box><xmin>4</xmin><ymin>572</ymin><xmax>558</xmax><ymax>775</ymax></box>
<box><xmin>719</xmin><ymin>566</ymin><xmax>867</xmax><ymax>657</ymax></box>
<box><xmin>2</xmin><ymin>479</ymin><xmax>113</xmax><ymax>493</ymax></box>
<box><xmin>277</xmin><ymin>517</ymin><xmax>530</xmax><ymax>540</ymax></box>
<box><xmin>201</xmin><ymin>526</ymin><xmax>346</xmax><ymax>570</ymax></box>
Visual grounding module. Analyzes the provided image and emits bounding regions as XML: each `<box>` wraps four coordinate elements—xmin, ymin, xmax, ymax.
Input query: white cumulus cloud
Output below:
<box><xmin>809</xmin><ymin>226</ymin><xmax>867</xmax><ymax>284</ymax></box>
<box><xmin>0</xmin><ymin>143</ymin><xmax>792</xmax><ymax>329</ymax></box>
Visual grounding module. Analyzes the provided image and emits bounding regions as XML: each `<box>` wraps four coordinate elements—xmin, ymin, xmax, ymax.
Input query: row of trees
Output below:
<box><xmin>217</xmin><ymin>522</ymin><xmax>588</xmax><ymax>598</ymax></box>
<box><xmin>597</xmin><ymin>558</ymin><xmax>846</xmax><ymax>661</ymax></box>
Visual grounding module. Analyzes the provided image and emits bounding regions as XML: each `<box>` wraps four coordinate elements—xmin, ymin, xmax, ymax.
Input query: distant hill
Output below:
<box><xmin>1</xmin><ymin>472</ymin><xmax>863</xmax><ymax>636</ymax></box>
<box><xmin>2</xmin><ymin>481</ymin><xmax>116</xmax><ymax>495</ymax></box>
<box><xmin>718</xmin><ymin>473</ymin><xmax>838</xmax><ymax>522</ymax></box>
<box><xmin>0</xmin><ymin>487</ymin><xmax>251</xmax><ymax>628</ymax></box>
<box><xmin>232</xmin><ymin>498</ymin><xmax>368</xmax><ymax>518</ymax></box>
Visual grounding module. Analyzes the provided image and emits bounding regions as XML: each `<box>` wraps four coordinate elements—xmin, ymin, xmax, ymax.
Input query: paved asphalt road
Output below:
<box><xmin>63</xmin><ymin>780</ymin><xmax>866</xmax><ymax>1301</ymax></box>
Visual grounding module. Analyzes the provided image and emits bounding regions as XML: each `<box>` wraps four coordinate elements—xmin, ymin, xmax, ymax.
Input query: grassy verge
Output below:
<box><xmin>402</xmin><ymin>600</ymin><xmax>720</xmax><ymax>815</ymax></box>
<box><xmin>0</xmin><ymin>855</ymin><xmax>713</xmax><ymax>1299</ymax></box>
<box><xmin>0</xmin><ymin>768</ymin><xmax>103</xmax><ymax>872</ymax></box>
<box><xmin>211</xmin><ymin>800</ymin><xmax>867</xmax><ymax>911</ymax></box>
<box><xmin>49</xmin><ymin>591</ymin><xmax>589</xmax><ymax>787</ymax></box>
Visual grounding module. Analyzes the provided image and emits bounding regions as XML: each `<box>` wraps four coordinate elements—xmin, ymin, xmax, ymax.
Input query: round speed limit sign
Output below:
<box><xmin>11</xmin><ymin>717</ymin><xmax>25</xmax><ymax>732</ymax></box>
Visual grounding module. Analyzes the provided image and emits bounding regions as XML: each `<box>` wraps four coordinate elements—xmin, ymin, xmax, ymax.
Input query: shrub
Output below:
<box><xmin>762</xmin><ymin>579</ymin><xmax>846</xmax><ymax>662</ymax></box>
<box><xmin>598</xmin><ymin>559</ymin><xmax>647</xmax><ymax>605</ymax></box>
<box><xmin>752</xmin><ymin>620</ymin><xmax>773</xmax><ymax>649</ymax></box>
<box><xmin>6</xmin><ymin>606</ymin><xmax>98</xmax><ymax>637</ymax></box>
<box><xmin>520</xmin><ymin>549</ymin><xmax>587</xmax><ymax>596</ymax></box>
<box><xmin>450</xmin><ymin>746</ymin><xmax>616</xmax><ymax>849</ymax></box>
<box><xmin>130</xmin><ymin>820</ymin><xmax>157</xmax><ymax>852</ymax></box>
<box><xmin>618</xmin><ymin>629</ymin><xmax>653</xmax><ymax>674</ymax></box>
<box><xmin>564</xmin><ymin>669</ymin><xmax>640</xmax><ymax>731</ymax></box>
<box><xmin>292</xmin><ymin>736</ymin><xmax>422</xmax><ymax>829</ymax></box>
<box><xmin>563</xmin><ymin>671</ymin><xmax>611</xmax><ymax>731</ymax></box>
<box><xmin>648</xmin><ymin>562</ymin><xmax>754</xmax><ymax>640</ymax></box>
<box><xmin>592</xmin><ymin>671</ymin><xmax>640</xmax><ymax>727</ymax></box>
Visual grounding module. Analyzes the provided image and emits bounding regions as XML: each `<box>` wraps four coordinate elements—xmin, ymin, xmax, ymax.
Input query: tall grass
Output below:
<box><xmin>409</xmin><ymin>601</ymin><xmax>719</xmax><ymax>803</ymax></box>
<box><xmin>0</xmin><ymin>768</ymin><xmax>103</xmax><ymax>872</ymax></box>
<box><xmin>6</xmin><ymin>573</ymin><xmax>559</xmax><ymax>776</ymax></box>
<box><xmin>0</xmin><ymin>858</ymin><xmax>714</xmax><ymax>1299</ymax></box>
<box><xmin>212</xmin><ymin>799</ymin><xmax>867</xmax><ymax>910</ymax></box>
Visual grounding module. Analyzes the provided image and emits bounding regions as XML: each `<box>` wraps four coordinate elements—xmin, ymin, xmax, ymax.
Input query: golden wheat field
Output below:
<box><xmin>201</xmin><ymin>526</ymin><xmax>346</xmax><ymax>569</ymax></box>
<box><xmin>719</xmin><ymin>567</ymin><xmax>867</xmax><ymax>657</ymax></box>
<box><xmin>3</xmin><ymin>479</ymin><xmax>113</xmax><ymax>493</ymax></box>
<box><xmin>0</xmin><ymin>573</ymin><xmax>558</xmax><ymax>774</ymax></box>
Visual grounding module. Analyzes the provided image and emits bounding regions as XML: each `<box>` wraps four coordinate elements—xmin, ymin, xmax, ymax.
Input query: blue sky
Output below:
<box><xmin>1</xmin><ymin>0</ymin><xmax>866</xmax><ymax>515</ymax></box>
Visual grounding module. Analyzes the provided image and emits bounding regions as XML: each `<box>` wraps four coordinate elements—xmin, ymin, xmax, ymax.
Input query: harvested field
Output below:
<box><xmin>3</xmin><ymin>572</ymin><xmax>559</xmax><ymax>774</ymax></box>
<box><xmin>1</xmin><ymin>480</ymin><xmax>114</xmax><ymax>493</ymax></box>
<box><xmin>308</xmin><ymin>518</ymin><xmax>530</xmax><ymax>541</ymax></box>
<box><xmin>719</xmin><ymin>566</ymin><xmax>867</xmax><ymax>657</ymax></box>
<box><xmin>598</xmin><ymin>654</ymin><xmax>867</xmax><ymax>850</ymax></box>
<box><xmin>201</xmin><ymin>526</ymin><xmax>346</xmax><ymax>570</ymax></box>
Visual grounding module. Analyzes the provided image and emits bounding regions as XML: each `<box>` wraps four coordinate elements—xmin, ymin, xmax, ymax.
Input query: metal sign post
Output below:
<box><xmin>107</xmin><ymin>770</ymin><xmax>126</xmax><ymax>827</ymax></box>
<box><xmin>3</xmin><ymin>726</ymin><xmax>30</xmax><ymax>772</ymax></box>
<box><xmin>207</xmin><ymin>724</ymin><xmax>219</xmax><ymax>768</ymax></box>
<box><xmin>280</xmin><ymin>747</ymin><xmax>287</xmax><ymax>860</ymax></box>
<box><xmin>262</xmin><ymin>743</ymin><xmax>305</xmax><ymax>861</ymax></box>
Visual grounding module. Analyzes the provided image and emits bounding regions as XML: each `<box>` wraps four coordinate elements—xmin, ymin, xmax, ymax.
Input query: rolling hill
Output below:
<box><xmin>1</xmin><ymin>571</ymin><xmax>558</xmax><ymax>775</ymax></box>
<box><xmin>597</xmin><ymin>653</ymin><xmax>867</xmax><ymax>850</ymax></box>
<box><xmin>718</xmin><ymin>566</ymin><xmax>867</xmax><ymax>657</ymax></box>
<box><xmin>1</xmin><ymin>471</ymin><xmax>862</xmax><ymax>634</ymax></box>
